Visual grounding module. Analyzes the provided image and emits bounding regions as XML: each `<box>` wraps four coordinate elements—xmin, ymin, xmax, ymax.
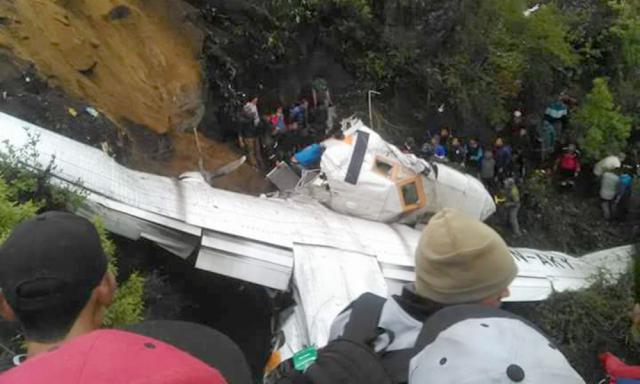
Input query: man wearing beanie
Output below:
<box><xmin>327</xmin><ymin>208</ymin><xmax>518</xmax><ymax>383</ymax></box>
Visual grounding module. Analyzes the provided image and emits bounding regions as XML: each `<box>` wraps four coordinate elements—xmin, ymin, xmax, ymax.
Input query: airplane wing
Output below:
<box><xmin>0</xmin><ymin>112</ymin><xmax>633</xmax><ymax>352</ymax></box>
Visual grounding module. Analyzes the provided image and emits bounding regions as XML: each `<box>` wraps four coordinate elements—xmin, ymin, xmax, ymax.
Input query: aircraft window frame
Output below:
<box><xmin>372</xmin><ymin>156</ymin><xmax>398</xmax><ymax>179</ymax></box>
<box><xmin>396</xmin><ymin>176</ymin><xmax>426</xmax><ymax>212</ymax></box>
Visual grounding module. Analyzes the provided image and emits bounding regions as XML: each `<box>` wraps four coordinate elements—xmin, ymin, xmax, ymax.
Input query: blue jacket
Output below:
<box><xmin>294</xmin><ymin>144</ymin><xmax>323</xmax><ymax>167</ymax></box>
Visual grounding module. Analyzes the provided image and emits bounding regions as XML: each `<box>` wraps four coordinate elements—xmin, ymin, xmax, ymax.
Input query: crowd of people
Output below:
<box><xmin>234</xmin><ymin>77</ymin><xmax>336</xmax><ymax>172</ymax></box>
<box><xmin>402</xmin><ymin>98</ymin><xmax>640</xmax><ymax>237</ymax></box>
<box><xmin>0</xmin><ymin>209</ymin><xmax>588</xmax><ymax>384</ymax></box>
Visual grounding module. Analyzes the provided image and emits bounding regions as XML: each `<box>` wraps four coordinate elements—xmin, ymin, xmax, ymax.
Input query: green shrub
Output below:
<box><xmin>420</xmin><ymin>0</ymin><xmax>578</xmax><ymax>127</ymax></box>
<box><xmin>575</xmin><ymin>78</ymin><xmax>632</xmax><ymax>161</ymax></box>
<box><xmin>511</xmin><ymin>262</ymin><xmax>639</xmax><ymax>381</ymax></box>
<box><xmin>93</xmin><ymin>219</ymin><xmax>146</xmax><ymax>327</ymax></box>
<box><xmin>0</xmin><ymin>131</ymin><xmax>85</xmax><ymax>210</ymax></box>
<box><xmin>103</xmin><ymin>272</ymin><xmax>146</xmax><ymax>327</ymax></box>
<box><xmin>609</xmin><ymin>1</ymin><xmax>640</xmax><ymax>70</ymax></box>
<box><xmin>0</xmin><ymin>179</ymin><xmax>39</xmax><ymax>243</ymax></box>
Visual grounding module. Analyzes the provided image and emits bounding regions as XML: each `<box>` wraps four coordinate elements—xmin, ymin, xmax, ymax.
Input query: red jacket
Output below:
<box><xmin>558</xmin><ymin>153</ymin><xmax>581</xmax><ymax>173</ymax></box>
<box><xmin>600</xmin><ymin>352</ymin><xmax>640</xmax><ymax>383</ymax></box>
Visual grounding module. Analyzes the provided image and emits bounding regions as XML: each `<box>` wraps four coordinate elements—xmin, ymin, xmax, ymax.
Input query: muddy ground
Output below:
<box><xmin>0</xmin><ymin>52</ymin><xmax>271</xmax><ymax>195</ymax></box>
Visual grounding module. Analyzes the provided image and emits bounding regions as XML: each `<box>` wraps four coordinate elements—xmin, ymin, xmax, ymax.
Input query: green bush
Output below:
<box><xmin>103</xmin><ymin>272</ymin><xmax>146</xmax><ymax>327</ymax></box>
<box><xmin>609</xmin><ymin>1</ymin><xmax>640</xmax><ymax>70</ymax></box>
<box><xmin>0</xmin><ymin>179</ymin><xmax>39</xmax><ymax>243</ymax></box>
<box><xmin>93</xmin><ymin>219</ymin><xmax>146</xmax><ymax>327</ymax></box>
<box><xmin>511</xmin><ymin>261</ymin><xmax>639</xmax><ymax>381</ymax></box>
<box><xmin>575</xmin><ymin>77</ymin><xmax>632</xmax><ymax>161</ymax></box>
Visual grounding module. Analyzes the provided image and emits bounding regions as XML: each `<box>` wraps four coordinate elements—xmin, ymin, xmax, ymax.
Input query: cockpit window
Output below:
<box><xmin>401</xmin><ymin>182</ymin><xmax>420</xmax><ymax>205</ymax></box>
<box><xmin>372</xmin><ymin>155</ymin><xmax>427</xmax><ymax>212</ymax></box>
<box><xmin>373</xmin><ymin>157</ymin><xmax>395</xmax><ymax>178</ymax></box>
<box><xmin>397</xmin><ymin>176</ymin><xmax>426</xmax><ymax>212</ymax></box>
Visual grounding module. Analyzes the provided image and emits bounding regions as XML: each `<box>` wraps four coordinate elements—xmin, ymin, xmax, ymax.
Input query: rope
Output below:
<box><xmin>192</xmin><ymin>126</ymin><xmax>206</xmax><ymax>173</ymax></box>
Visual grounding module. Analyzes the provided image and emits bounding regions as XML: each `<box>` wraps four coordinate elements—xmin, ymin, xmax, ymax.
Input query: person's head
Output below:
<box><xmin>451</xmin><ymin>137</ymin><xmax>460</xmax><ymax>147</ymax></box>
<box><xmin>276</xmin><ymin>106</ymin><xmax>283</xmax><ymax>114</ymax></box>
<box><xmin>0</xmin><ymin>212</ymin><xmax>116</xmax><ymax>345</ymax></box>
<box><xmin>440</xmin><ymin>128</ymin><xmax>449</xmax><ymax>138</ymax></box>
<box><xmin>431</xmin><ymin>136</ymin><xmax>440</xmax><ymax>145</ymax></box>
<box><xmin>495</xmin><ymin>137</ymin><xmax>504</xmax><ymax>147</ymax></box>
<box><xmin>414</xmin><ymin>209</ymin><xmax>517</xmax><ymax>307</ymax></box>
<box><xmin>469</xmin><ymin>138</ymin><xmax>478</xmax><ymax>147</ymax></box>
<box><xmin>503</xmin><ymin>177</ymin><xmax>515</xmax><ymax>188</ymax></box>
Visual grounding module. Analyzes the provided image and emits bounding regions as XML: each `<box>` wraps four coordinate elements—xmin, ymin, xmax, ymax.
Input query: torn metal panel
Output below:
<box><xmin>77</xmin><ymin>197</ymin><xmax>201</xmax><ymax>259</ymax></box>
<box><xmin>201</xmin><ymin>230</ymin><xmax>293</xmax><ymax>268</ymax></box>
<box><xmin>292</xmin><ymin>244</ymin><xmax>388</xmax><ymax>348</ymax></box>
<box><xmin>196</xmin><ymin>246</ymin><xmax>292</xmax><ymax>290</ymax></box>
<box><xmin>198</xmin><ymin>227</ymin><xmax>293</xmax><ymax>289</ymax></box>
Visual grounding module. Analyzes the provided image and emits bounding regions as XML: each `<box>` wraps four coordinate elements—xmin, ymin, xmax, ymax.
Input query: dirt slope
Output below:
<box><xmin>0</xmin><ymin>0</ymin><xmax>204</xmax><ymax>134</ymax></box>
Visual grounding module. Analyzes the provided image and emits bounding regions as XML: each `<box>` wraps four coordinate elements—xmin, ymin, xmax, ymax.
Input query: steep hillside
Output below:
<box><xmin>0</xmin><ymin>0</ymin><xmax>204</xmax><ymax>135</ymax></box>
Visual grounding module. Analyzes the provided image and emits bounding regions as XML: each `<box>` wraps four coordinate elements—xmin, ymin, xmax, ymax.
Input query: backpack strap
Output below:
<box><xmin>341</xmin><ymin>293</ymin><xmax>387</xmax><ymax>345</ymax></box>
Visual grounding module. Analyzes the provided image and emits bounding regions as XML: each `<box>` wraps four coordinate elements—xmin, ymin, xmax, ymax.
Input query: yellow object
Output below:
<box><xmin>265</xmin><ymin>351</ymin><xmax>282</xmax><ymax>374</ymax></box>
<box><xmin>67</xmin><ymin>107</ymin><xmax>78</xmax><ymax>117</ymax></box>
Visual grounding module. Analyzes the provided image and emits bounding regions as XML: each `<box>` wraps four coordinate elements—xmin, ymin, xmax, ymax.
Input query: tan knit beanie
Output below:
<box><xmin>415</xmin><ymin>208</ymin><xmax>518</xmax><ymax>304</ymax></box>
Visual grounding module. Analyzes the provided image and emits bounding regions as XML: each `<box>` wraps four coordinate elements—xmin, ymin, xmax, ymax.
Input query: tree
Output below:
<box><xmin>574</xmin><ymin>77</ymin><xmax>632</xmax><ymax>161</ymax></box>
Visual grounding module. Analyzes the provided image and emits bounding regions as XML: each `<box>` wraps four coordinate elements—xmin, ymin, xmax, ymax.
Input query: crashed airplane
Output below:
<box><xmin>0</xmin><ymin>111</ymin><xmax>633</xmax><ymax>361</ymax></box>
<box><xmin>288</xmin><ymin>117</ymin><xmax>496</xmax><ymax>223</ymax></box>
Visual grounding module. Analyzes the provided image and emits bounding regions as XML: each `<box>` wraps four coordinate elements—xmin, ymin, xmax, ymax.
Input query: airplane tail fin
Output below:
<box><xmin>580</xmin><ymin>244</ymin><xmax>636</xmax><ymax>280</ymax></box>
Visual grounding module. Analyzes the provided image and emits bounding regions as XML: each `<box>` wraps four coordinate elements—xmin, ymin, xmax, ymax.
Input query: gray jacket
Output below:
<box><xmin>481</xmin><ymin>158</ymin><xmax>496</xmax><ymax>179</ymax></box>
<box><xmin>600</xmin><ymin>172</ymin><xmax>619</xmax><ymax>201</ymax></box>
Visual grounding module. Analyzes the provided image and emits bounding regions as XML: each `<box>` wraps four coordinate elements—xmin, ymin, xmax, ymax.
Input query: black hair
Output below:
<box><xmin>14</xmin><ymin>286</ymin><xmax>94</xmax><ymax>343</ymax></box>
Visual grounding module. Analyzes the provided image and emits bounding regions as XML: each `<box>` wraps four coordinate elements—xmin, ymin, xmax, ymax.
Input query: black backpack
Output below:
<box><xmin>334</xmin><ymin>293</ymin><xmax>417</xmax><ymax>384</ymax></box>
<box><xmin>276</xmin><ymin>292</ymin><xmax>427</xmax><ymax>384</ymax></box>
<box><xmin>275</xmin><ymin>293</ymin><xmax>394</xmax><ymax>384</ymax></box>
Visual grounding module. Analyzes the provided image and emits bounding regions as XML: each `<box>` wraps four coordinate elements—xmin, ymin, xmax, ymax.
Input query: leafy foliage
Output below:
<box><xmin>94</xmin><ymin>219</ymin><xmax>146</xmax><ymax>327</ymax></box>
<box><xmin>511</xmin><ymin>262</ymin><xmax>639</xmax><ymax>381</ymax></box>
<box><xmin>0</xmin><ymin>130</ymin><xmax>85</xmax><ymax>210</ymax></box>
<box><xmin>574</xmin><ymin>77</ymin><xmax>632</xmax><ymax>161</ymax></box>
<box><xmin>103</xmin><ymin>272</ymin><xmax>146</xmax><ymax>327</ymax></box>
<box><xmin>0</xmin><ymin>179</ymin><xmax>39</xmax><ymax>243</ymax></box>
<box><xmin>609</xmin><ymin>1</ymin><xmax>640</xmax><ymax>70</ymax></box>
<box><xmin>439</xmin><ymin>0</ymin><xmax>577</xmax><ymax>127</ymax></box>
